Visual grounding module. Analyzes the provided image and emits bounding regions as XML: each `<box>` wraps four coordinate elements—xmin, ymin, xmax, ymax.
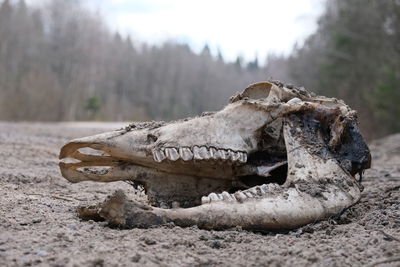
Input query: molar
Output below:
<box><xmin>153</xmin><ymin>150</ymin><xmax>166</xmax><ymax>162</ymax></box>
<box><xmin>193</xmin><ymin>146</ymin><xmax>202</xmax><ymax>160</ymax></box>
<box><xmin>199</xmin><ymin>146</ymin><xmax>210</xmax><ymax>159</ymax></box>
<box><xmin>179</xmin><ymin>147</ymin><xmax>193</xmax><ymax>161</ymax></box>
<box><xmin>260</xmin><ymin>184</ymin><xmax>269</xmax><ymax>192</ymax></box>
<box><xmin>227</xmin><ymin>150</ymin><xmax>235</xmax><ymax>161</ymax></box>
<box><xmin>171</xmin><ymin>201</ymin><xmax>180</xmax><ymax>208</ymax></box>
<box><xmin>209</xmin><ymin>147</ymin><xmax>218</xmax><ymax>160</ymax></box>
<box><xmin>248</xmin><ymin>187</ymin><xmax>258</xmax><ymax>196</ymax></box>
<box><xmin>201</xmin><ymin>196</ymin><xmax>210</xmax><ymax>204</ymax></box>
<box><xmin>208</xmin><ymin>192</ymin><xmax>219</xmax><ymax>202</ymax></box>
<box><xmin>234</xmin><ymin>191</ymin><xmax>247</xmax><ymax>202</ymax></box>
<box><xmin>221</xmin><ymin>191</ymin><xmax>234</xmax><ymax>201</ymax></box>
<box><xmin>238</xmin><ymin>152</ymin><xmax>247</xmax><ymax>163</ymax></box>
<box><xmin>193</xmin><ymin>146</ymin><xmax>210</xmax><ymax>160</ymax></box>
<box><xmin>159</xmin><ymin>201</ymin><xmax>169</xmax><ymax>209</ymax></box>
<box><xmin>231</xmin><ymin>151</ymin><xmax>241</xmax><ymax>161</ymax></box>
<box><xmin>268</xmin><ymin>184</ymin><xmax>280</xmax><ymax>190</ymax></box>
<box><xmin>244</xmin><ymin>192</ymin><xmax>253</xmax><ymax>198</ymax></box>
<box><xmin>213</xmin><ymin>149</ymin><xmax>223</xmax><ymax>160</ymax></box>
<box><xmin>258</xmin><ymin>185</ymin><xmax>267</xmax><ymax>195</ymax></box>
<box><xmin>219</xmin><ymin>149</ymin><xmax>229</xmax><ymax>161</ymax></box>
<box><xmin>165</xmin><ymin>148</ymin><xmax>180</xmax><ymax>161</ymax></box>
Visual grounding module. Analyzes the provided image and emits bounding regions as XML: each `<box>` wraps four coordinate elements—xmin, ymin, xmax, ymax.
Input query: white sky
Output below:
<box><xmin>28</xmin><ymin>0</ymin><xmax>325</xmax><ymax>64</ymax></box>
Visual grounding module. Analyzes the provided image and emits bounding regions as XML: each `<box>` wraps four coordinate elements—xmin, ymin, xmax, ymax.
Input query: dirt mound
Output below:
<box><xmin>0</xmin><ymin>122</ymin><xmax>399</xmax><ymax>266</ymax></box>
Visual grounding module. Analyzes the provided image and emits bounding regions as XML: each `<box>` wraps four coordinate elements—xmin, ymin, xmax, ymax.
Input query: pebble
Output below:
<box><xmin>37</xmin><ymin>250</ymin><xmax>48</xmax><ymax>257</ymax></box>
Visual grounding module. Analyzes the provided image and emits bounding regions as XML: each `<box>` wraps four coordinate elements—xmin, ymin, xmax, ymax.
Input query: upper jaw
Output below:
<box><xmin>58</xmin><ymin>104</ymin><xmax>269</xmax><ymax>181</ymax></box>
<box><xmin>58</xmin><ymin>127</ymin><xmax>253</xmax><ymax>183</ymax></box>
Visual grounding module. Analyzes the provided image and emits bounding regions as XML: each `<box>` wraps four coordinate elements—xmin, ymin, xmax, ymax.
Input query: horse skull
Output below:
<box><xmin>59</xmin><ymin>81</ymin><xmax>371</xmax><ymax>230</ymax></box>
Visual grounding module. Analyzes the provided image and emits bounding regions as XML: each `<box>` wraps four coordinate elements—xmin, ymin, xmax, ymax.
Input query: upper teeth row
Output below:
<box><xmin>153</xmin><ymin>146</ymin><xmax>247</xmax><ymax>163</ymax></box>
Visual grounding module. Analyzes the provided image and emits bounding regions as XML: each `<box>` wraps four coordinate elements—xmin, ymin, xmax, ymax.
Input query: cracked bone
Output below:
<box><xmin>60</xmin><ymin>81</ymin><xmax>371</xmax><ymax>230</ymax></box>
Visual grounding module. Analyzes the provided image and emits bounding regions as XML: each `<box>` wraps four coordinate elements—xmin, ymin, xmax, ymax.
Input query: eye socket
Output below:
<box><xmin>147</xmin><ymin>134</ymin><xmax>158</xmax><ymax>144</ymax></box>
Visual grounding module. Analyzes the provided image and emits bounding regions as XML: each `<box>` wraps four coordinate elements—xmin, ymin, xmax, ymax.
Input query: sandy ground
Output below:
<box><xmin>0</xmin><ymin>122</ymin><xmax>399</xmax><ymax>267</ymax></box>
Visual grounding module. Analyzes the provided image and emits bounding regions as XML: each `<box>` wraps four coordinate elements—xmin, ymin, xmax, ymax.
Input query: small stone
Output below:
<box><xmin>32</xmin><ymin>218</ymin><xmax>42</xmax><ymax>224</ymax></box>
<box><xmin>290</xmin><ymin>230</ymin><xmax>303</xmax><ymax>237</ymax></box>
<box><xmin>207</xmin><ymin>240</ymin><xmax>224</xmax><ymax>249</ymax></box>
<box><xmin>91</xmin><ymin>258</ymin><xmax>104</xmax><ymax>267</ymax></box>
<box><xmin>66</xmin><ymin>224</ymin><xmax>77</xmax><ymax>230</ymax></box>
<box><xmin>199</xmin><ymin>235</ymin><xmax>208</xmax><ymax>241</ymax></box>
<box><xmin>142</xmin><ymin>237</ymin><xmax>156</xmax><ymax>245</ymax></box>
<box><xmin>37</xmin><ymin>250</ymin><xmax>48</xmax><ymax>257</ymax></box>
<box><xmin>131</xmin><ymin>253</ymin><xmax>141</xmax><ymax>263</ymax></box>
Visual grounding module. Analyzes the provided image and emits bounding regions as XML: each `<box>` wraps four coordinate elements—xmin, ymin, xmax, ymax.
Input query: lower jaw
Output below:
<box><xmin>79</xmin><ymin>174</ymin><xmax>361</xmax><ymax>231</ymax></box>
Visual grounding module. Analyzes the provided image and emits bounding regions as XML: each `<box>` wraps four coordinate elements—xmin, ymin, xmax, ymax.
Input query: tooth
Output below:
<box><xmin>171</xmin><ymin>201</ymin><xmax>180</xmax><ymax>208</ymax></box>
<box><xmin>244</xmin><ymin>192</ymin><xmax>253</xmax><ymax>198</ymax></box>
<box><xmin>153</xmin><ymin>150</ymin><xmax>166</xmax><ymax>162</ymax></box>
<box><xmin>219</xmin><ymin>150</ymin><xmax>229</xmax><ymax>160</ymax></box>
<box><xmin>159</xmin><ymin>202</ymin><xmax>169</xmax><ymax>209</ymax></box>
<box><xmin>231</xmin><ymin>151</ymin><xmax>241</xmax><ymax>161</ymax></box>
<box><xmin>201</xmin><ymin>196</ymin><xmax>210</xmax><ymax>204</ymax></box>
<box><xmin>209</xmin><ymin>147</ymin><xmax>218</xmax><ymax>159</ymax></box>
<box><xmin>258</xmin><ymin>186</ymin><xmax>266</xmax><ymax>195</ymax></box>
<box><xmin>234</xmin><ymin>191</ymin><xmax>247</xmax><ymax>201</ymax></box>
<box><xmin>208</xmin><ymin>192</ymin><xmax>219</xmax><ymax>202</ymax></box>
<box><xmin>192</xmin><ymin>146</ymin><xmax>210</xmax><ymax>160</ymax></box>
<box><xmin>165</xmin><ymin>148</ymin><xmax>180</xmax><ymax>161</ymax></box>
<box><xmin>249</xmin><ymin>188</ymin><xmax>258</xmax><ymax>195</ymax></box>
<box><xmin>221</xmin><ymin>191</ymin><xmax>228</xmax><ymax>200</ymax></box>
<box><xmin>179</xmin><ymin>147</ymin><xmax>193</xmax><ymax>161</ymax></box>
<box><xmin>221</xmin><ymin>191</ymin><xmax>233</xmax><ymax>201</ymax></box>
<box><xmin>260</xmin><ymin>184</ymin><xmax>269</xmax><ymax>193</ymax></box>
<box><xmin>193</xmin><ymin>146</ymin><xmax>203</xmax><ymax>160</ymax></box>
<box><xmin>200</xmin><ymin>146</ymin><xmax>210</xmax><ymax>159</ymax></box>
<box><xmin>238</xmin><ymin>152</ymin><xmax>247</xmax><ymax>163</ymax></box>
<box><xmin>228</xmin><ymin>150</ymin><xmax>236</xmax><ymax>161</ymax></box>
<box><xmin>268</xmin><ymin>184</ymin><xmax>280</xmax><ymax>190</ymax></box>
<box><xmin>213</xmin><ymin>149</ymin><xmax>222</xmax><ymax>160</ymax></box>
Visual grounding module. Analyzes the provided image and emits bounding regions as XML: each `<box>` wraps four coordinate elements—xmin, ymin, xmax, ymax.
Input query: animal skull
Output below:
<box><xmin>59</xmin><ymin>81</ymin><xmax>371</xmax><ymax>230</ymax></box>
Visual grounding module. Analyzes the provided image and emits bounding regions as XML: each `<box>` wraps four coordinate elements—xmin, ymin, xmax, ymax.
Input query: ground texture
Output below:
<box><xmin>0</xmin><ymin>122</ymin><xmax>399</xmax><ymax>267</ymax></box>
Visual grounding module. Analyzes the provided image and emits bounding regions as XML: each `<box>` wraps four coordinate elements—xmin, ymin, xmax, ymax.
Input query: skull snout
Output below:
<box><xmin>59</xmin><ymin>128</ymin><xmax>156</xmax><ymax>167</ymax></box>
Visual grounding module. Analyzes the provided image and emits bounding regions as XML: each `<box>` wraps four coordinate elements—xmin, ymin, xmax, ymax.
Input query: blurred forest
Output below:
<box><xmin>0</xmin><ymin>0</ymin><xmax>399</xmax><ymax>139</ymax></box>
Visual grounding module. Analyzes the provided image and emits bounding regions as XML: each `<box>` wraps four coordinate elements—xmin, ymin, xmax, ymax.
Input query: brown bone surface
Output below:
<box><xmin>59</xmin><ymin>81</ymin><xmax>371</xmax><ymax>230</ymax></box>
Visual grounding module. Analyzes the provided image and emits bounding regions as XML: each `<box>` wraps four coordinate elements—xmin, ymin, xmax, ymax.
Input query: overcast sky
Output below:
<box><xmin>29</xmin><ymin>0</ymin><xmax>325</xmax><ymax>63</ymax></box>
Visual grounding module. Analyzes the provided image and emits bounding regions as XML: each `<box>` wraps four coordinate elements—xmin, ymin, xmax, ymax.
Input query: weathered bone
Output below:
<box><xmin>60</xmin><ymin>81</ymin><xmax>371</xmax><ymax>230</ymax></box>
